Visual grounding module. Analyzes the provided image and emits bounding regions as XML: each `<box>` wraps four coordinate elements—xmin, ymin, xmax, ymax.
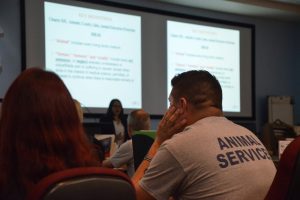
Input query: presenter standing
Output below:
<box><xmin>100</xmin><ymin>99</ymin><xmax>129</xmax><ymax>147</ymax></box>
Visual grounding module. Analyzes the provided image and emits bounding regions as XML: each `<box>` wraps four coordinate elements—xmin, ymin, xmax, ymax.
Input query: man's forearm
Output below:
<box><xmin>132</xmin><ymin>106</ymin><xmax>186</xmax><ymax>200</ymax></box>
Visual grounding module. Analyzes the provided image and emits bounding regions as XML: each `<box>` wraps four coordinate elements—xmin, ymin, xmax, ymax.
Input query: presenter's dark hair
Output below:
<box><xmin>106</xmin><ymin>98</ymin><xmax>124</xmax><ymax>118</ymax></box>
<box><xmin>171</xmin><ymin>70</ymin><xmax>223</xmax><ymax>110</ymax></box>
<box><xmin>0</xmin><ymin>68</ymin><xmax>99</xmax><ymax>197</ymax></box>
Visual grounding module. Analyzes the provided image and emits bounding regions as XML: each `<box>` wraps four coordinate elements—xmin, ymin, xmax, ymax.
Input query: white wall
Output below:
<box><xmin>295</xmin><ymin>26</ymin><xmax>300</xmax><ymax>125</ymax></box>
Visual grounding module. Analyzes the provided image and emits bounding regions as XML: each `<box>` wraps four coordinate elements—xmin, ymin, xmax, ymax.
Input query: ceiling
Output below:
<box><xmin>155</xmin><ymin>0</ymin><xmax>300</xmax><ymax>22</ymax></box>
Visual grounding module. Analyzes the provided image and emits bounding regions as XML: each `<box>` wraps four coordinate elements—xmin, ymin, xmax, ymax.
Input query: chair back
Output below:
<box><xmin>286</xmin><ymin>151</ymin><xmax>300</xmax><ymax>199</ymax></box>
<box><xmin>26</xmin><ymin>167</ymin><xmax>136</xmax><ymax>200</ymax></box>
<box><xmin>265</xmin><ymin>136</ymin><xmax>300</xmax><ymax>200</ymax></box>
<box><xmin>132</xmin><ymin>130</ymin><xmax>155</xmax><ymax>170</ymax></box>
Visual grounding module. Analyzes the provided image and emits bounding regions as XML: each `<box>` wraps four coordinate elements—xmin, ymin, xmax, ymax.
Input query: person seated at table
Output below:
<box><xmin>133</xmin><ymin>70</ymin><xmax>276</xmax><ymax>200</ymax></box>
<box><xmin>103</xmin><ymin>109</ymin><xmax>151</xmax><ymax>177</ymax></box>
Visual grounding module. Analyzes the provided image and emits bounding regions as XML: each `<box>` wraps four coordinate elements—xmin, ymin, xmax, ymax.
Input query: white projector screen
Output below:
<box><xmin>24</xmin><ymin>0</ymin><xmax>254</xmax><ymax>119</ymax></box>
<box><xmin>44</xmin><ymin>2</ymin><xmax>141</xmax><ymax>109</ymax></box>
<box><xmin>167</xmin><ymin>21</ymin><xmax>240</xmax><ymax>113</ymax></box>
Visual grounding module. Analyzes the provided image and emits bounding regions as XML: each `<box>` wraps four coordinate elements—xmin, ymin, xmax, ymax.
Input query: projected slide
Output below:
<box><xmin>167</xmin><ymin>21</ymin><xmax>240</xmax><ymax>112</ymax></box>
<box><xmin>45</xmin><ymin>2</ymin><xmax>141</xmax><ymax>109</ymax></box>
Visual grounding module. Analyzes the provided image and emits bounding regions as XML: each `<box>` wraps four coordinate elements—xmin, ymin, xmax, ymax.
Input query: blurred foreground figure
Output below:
<box><xmin>0</xmin><ymin>68</ymin><xmax>100</xmax><ymax>200</ymax></box>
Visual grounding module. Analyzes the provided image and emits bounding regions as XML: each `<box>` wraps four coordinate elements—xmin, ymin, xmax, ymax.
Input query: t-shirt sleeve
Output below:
<box><xmin>109</xmin><ymin>141</ymin><xmax>132</xmax><ymax>168</ymax></box>
<box><xmin>139</xmin><ymin>145</ymin><xmax>185</xmax><ymax>200</ymax></box>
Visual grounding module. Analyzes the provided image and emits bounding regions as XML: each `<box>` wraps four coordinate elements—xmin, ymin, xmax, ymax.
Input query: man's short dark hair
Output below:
<box><xmin>128</xmin><ymin>109</ymin><xmax>150</xmax><ymax>131</ymax></box>
<box><xmin>171</xmin><ymin>70</ymin><xmax>222</xmax><ymax>110</ymax></box>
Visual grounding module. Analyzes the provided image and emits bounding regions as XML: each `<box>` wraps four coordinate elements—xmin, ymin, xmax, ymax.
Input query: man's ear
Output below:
<box><xmin>179</xmin><ymin>97</ymin><xmax>188</xmax><ymax>111</ymax></box>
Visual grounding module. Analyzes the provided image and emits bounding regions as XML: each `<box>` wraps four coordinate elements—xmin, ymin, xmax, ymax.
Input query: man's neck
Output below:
<box><xmin>187</xmin><ymin>106</ymin><xmax>223</xmax><ymax>126</ymax></box>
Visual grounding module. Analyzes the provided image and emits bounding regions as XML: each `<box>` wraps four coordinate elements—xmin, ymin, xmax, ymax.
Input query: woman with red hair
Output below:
<box><xmin>0</xmin><ymin>68</ymin><xmax>100</xmax><ymax>199</ymax></box>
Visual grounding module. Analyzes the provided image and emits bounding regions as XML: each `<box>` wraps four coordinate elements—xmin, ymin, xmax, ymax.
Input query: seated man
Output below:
<box><xmin>102</xmin><ymin>109</ymin><xmax>151</xmax><ymax>177</ymax></box>
<box><xmin>133</xmin><ymin>70</ymin><xmax>276</xmax><ymax>200</ymax></box>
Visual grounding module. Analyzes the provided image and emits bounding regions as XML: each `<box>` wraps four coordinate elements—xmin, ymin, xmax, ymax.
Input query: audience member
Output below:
<box><xmin>133</xmin><ymin>70</ymin><xmax>276</xmax><ymax>200</ymax></box>
<box><xmin>100</xmin><ymin>99</ymin><xmax>129</xmax><ymax>146</ymax></box>
<box><xmin>103</xmin><ymin>109</ymin><xmax>151</xmax><ymax>177</ymax></box>
<box><xmin>74</xmin><ymin>99</ymin><xmax>84</xmax><ymax>123</ymax></box>
<box><xmin>0</xmin><ymin>68</ymin><xmax>100</xmax><ymax>200</ymax></box>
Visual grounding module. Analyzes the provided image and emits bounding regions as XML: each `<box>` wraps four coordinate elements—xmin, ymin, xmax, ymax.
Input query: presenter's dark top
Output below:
<box><xmin>99</xmin><ymin>115</ymin><xmax>129</xmax><ymax>141</ymax></box>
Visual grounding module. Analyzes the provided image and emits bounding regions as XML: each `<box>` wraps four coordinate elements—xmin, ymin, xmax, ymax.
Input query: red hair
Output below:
<box><xmin>0</xmin><ymin>68</ymin><xmax>100</xmax><ymax>197</ymax></box>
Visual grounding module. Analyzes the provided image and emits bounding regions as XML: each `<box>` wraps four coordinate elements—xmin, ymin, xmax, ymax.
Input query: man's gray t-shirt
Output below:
<box><xmin>140</xmin><ymin>116</ymin><xmax>276</xmax><ymax>200</ymax></box>
<box><xmin>109</xmin><ymin>139</ymin><xmax>135</xmax><ymax>177</ymax></box>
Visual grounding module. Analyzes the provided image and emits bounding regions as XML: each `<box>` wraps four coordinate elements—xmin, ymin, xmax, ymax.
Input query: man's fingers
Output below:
<box><xmin>162</xmin><ymin>106</ymin><xmax>176</xmax><ymax>123</ymax></box>
<box><xmin>156</xmin><ymin>105</ymin><xmax>187</xmax><ymax>145</ymax></box>
<box><xmin>167</xmin><ymin>108</ymin><xmax>182</xmax><ymax>125</ymax></box>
